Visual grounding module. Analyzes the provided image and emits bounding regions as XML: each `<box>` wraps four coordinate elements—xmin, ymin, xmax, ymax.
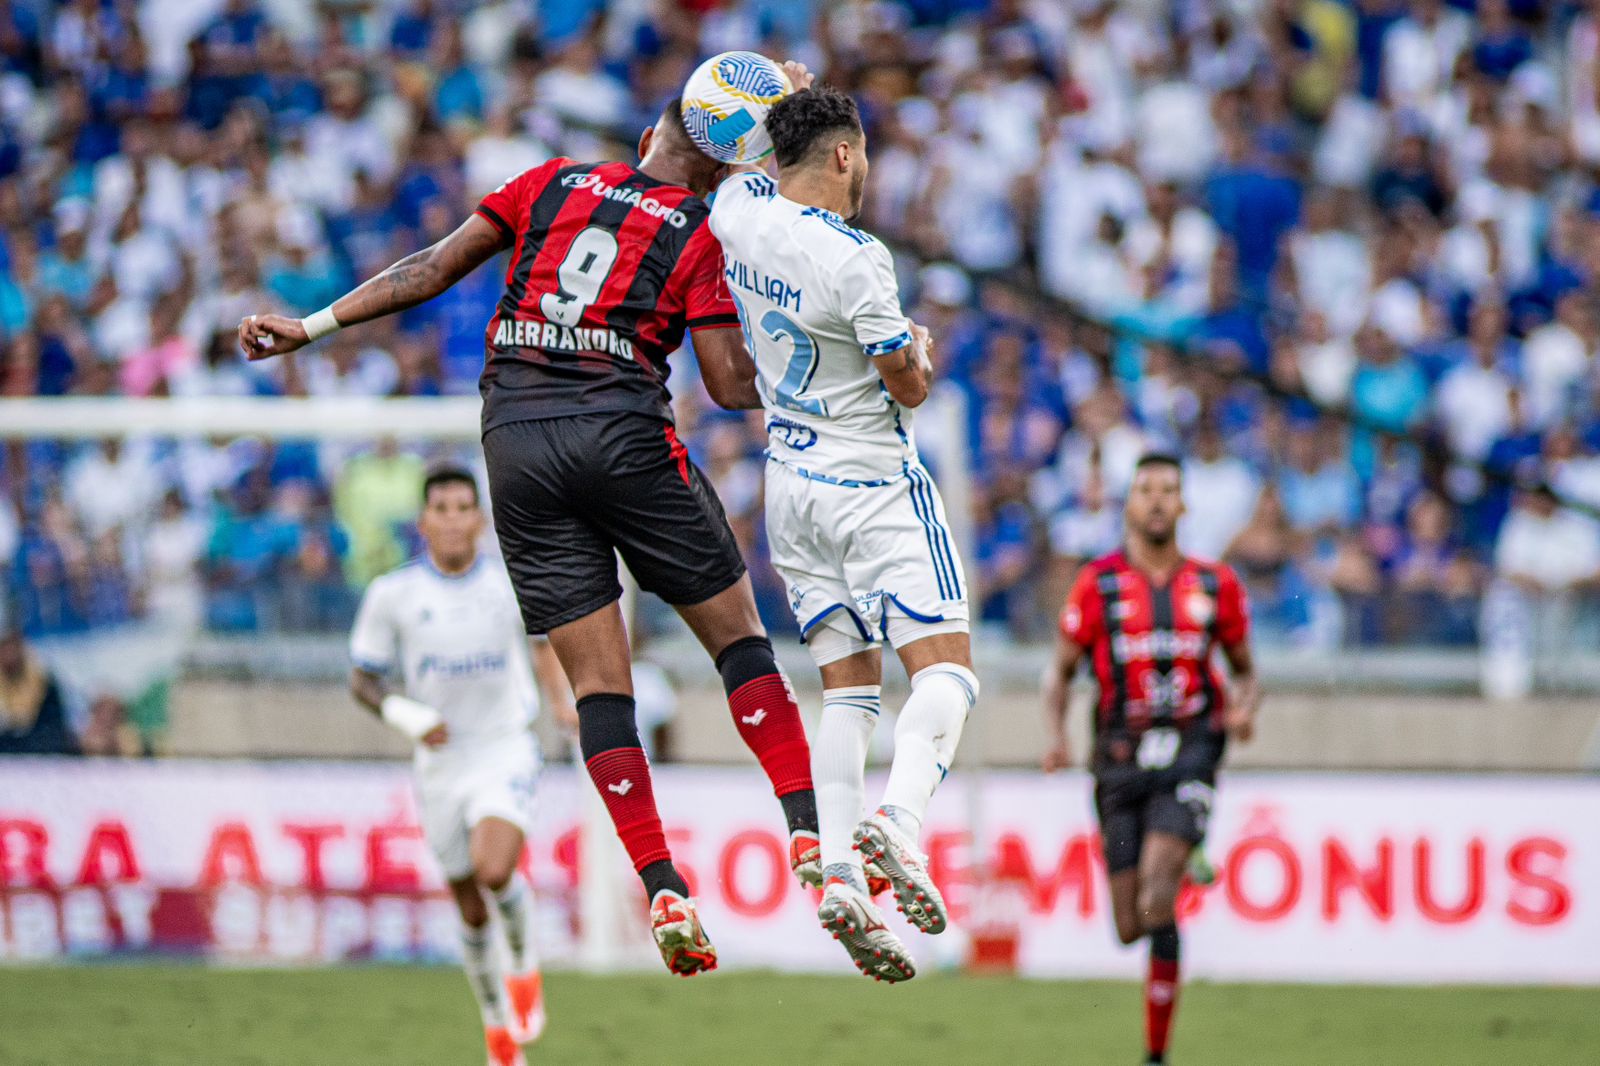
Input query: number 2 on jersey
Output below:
<box><xmin>761</xmin><ymin>309</ymin><xmax>828</xmax><ymax>417</ymax></box>
<box><xmin>541</xmin><ymin>226</ymin><xmax>619</xmax><ymax>327</ymax></box>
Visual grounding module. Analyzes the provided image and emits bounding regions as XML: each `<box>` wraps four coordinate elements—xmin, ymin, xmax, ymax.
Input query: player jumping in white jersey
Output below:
<box><xmin>709</xmin><ymin>80</ymin><xmax>980</xmax><ymax>982</ymax></box>
<box><xmin>349</xmin><ymin>467</ymin><xmax>573</xmax><ymax>1066</ymax></box>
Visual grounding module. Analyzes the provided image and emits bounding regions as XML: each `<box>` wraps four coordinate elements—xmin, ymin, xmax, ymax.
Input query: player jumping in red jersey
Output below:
<box><xmin>237</xmin><ymin>81</ymin><xmax>821</xmax><ymax>978</ymax></box>
<box><xmin>1042</xmin><ymin>453</ymin><xmax>1260</xmax><ymax>1066</ymax></box>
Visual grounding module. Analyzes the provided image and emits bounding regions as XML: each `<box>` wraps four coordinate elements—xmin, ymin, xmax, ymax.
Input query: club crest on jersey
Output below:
<box><xmin>1185</xmin><ymin>589</ymin><xmax>1215</xmax><ymax>627</ymax></box>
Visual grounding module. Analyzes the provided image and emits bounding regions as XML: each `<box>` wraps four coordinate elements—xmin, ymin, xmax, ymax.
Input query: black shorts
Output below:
<box><xmin>484</xmin><ymin>412</ymin><xmax>747</xmax><ymax>633</ymax></box>
<box><xmin>1092</xmin><ymin>725</ymin><xmax>1225</xmax><ymax>875</ymax></box>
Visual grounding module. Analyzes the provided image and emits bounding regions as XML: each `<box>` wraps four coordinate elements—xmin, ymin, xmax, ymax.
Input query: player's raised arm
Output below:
<box><xmin>238</xmin><ymin>211</ymin><xmax>509</xmax><ymax>360</ymax></box>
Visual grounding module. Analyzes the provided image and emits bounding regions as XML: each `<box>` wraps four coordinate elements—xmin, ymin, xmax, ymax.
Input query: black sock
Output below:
<box><xmin>1150</xmin><ymin>923</ymin><xmax>1180</xmax><ymax>963</ymax></box>
<box><xmin>780</xmin><ymin>789</ymin><xmax>818</xmax><ymax>836</ymax></box>
<box><xmin>640</xmin><ymin>859</ymin><xmax>689</xmax><ymax>900</ymax></box>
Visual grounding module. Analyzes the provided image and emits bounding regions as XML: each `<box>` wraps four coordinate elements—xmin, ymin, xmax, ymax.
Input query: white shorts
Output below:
<box><xmin>765</xmin><ymin>460</ymin><xmax>969</xmax><ymax>667</ymax></box>
<box><xmin>415</xmin><ymin>732</ymin><xmax>541</xmax><ymax>882</ymax></box>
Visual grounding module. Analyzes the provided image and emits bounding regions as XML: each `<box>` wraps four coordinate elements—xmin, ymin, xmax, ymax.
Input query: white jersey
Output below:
<box><xmin>349</xmin><ymin>553</ymin><xmax>538</xmax><ymax>768</ymax></box>
<box><xmin>710</xmin><ymin>172</ymin><xmax>918</xmax><ymax>484</ymax></box>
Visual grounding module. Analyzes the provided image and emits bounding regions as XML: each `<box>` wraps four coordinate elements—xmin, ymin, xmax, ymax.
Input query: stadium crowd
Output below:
<box><xmin>3</xmin><ymin>0</ymin><xmax>1600</xmax><ymax>654</ymax></box>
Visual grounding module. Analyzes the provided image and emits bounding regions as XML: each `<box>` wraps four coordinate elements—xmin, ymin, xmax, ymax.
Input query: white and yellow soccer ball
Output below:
<box><xmin>681</xmin><ymin>51</ymin><xmax>794</xmax><ymax>164</ymax></box>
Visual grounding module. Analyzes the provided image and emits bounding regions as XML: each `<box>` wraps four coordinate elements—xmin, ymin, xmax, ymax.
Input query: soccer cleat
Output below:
<box><xmin>650</xmin><ymin>890</ymin><xmax>718</xmax><ymax>977</ymax></box>
<box><xmin>817</xmin><ymin>877</ymin><xmax>915</xmax><ymax>983</ymax></box>
<box><xmin>1186</xmin><ymin>844</ymin><xmax>1216</xmax><ymax>887</ymax></box>
<box><xmin>864</xmin><ymin>859</ymin><xmax>892</xmax><ymax>898</ymax></box>
<box><xmin>853</xmin><ymin>809</ymin><xmax>947</xmax><ymax>935</ymax></box>
<box><xmin>790</xmin><ymin>829</ymin><xmax>823</xmax><ymax>888</ymax></box>
<box><xmin>504</xmin><ymin>970</ymin><xmax>546</xmax><ymax>1045</ymax></box>
<box><xmin>484</xmin><ymin>1026</ymin><xmax>527</xmax><ymax>1066</ymax></box>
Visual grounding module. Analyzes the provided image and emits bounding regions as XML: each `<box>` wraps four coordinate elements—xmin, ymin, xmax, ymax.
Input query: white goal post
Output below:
<box><xmin>0</xmin><ymin>397</ymin><xmax>485</xmax><ymax>441</ymax></box>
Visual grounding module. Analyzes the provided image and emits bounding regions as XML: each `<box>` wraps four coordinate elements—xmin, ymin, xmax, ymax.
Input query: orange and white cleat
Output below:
<box><xmin>504</xmin><ymin>970</ymin><xmax>546</xmax><ymax>1045</ymax></box>
<box><xmin>790</xmin><ymin>829</ymin><xmax>823</xmax><ymax>888</ymax></box>
<box><xmin>650</xmin><ymin>890</ymin><xmax>718</xmax><ymax>977</ymax></box>
<box><xmin>484</xmin><ymin>1025</ymin><xmax>527</xmax><ymax>1066</ymax></box>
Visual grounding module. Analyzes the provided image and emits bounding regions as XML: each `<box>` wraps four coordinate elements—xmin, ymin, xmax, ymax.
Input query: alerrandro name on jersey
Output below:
<box><xmin>491</xmin><ymin>318</ymin><xmax>637</xmax><ymax>358</ymax></box>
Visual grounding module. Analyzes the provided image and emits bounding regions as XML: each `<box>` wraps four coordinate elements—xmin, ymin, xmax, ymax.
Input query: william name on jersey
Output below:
<box><xmin>489</xmin><ymin>318</ymin><xmax>637</xmax><ymax>359</ymax></box>
<box><xmin>725</xmin><ymin>257</ymin><xmax>803</xmax><ymax>312</ymax></box>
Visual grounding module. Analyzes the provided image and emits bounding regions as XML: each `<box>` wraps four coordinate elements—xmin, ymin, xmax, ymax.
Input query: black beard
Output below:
<box><xmin>1140</xmin><ymin>526</ymin><xmax>1176</xmax><ymax>547</ymax></box>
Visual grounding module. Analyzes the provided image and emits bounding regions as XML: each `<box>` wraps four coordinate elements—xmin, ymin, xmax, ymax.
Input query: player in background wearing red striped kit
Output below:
<box><xmin>237</xmin><ymin>76</ymin><xmax>822</xmax><ymax>979</ymax></box>
<box><xmin>1042</xmin><ymin>453</ymin><xmax>1261</xmax><ymax>1066</ymax></box>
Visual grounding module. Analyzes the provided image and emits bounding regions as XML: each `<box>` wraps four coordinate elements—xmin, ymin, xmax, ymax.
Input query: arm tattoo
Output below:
<box><xmin>333</xmin><ymin>218</ymin><xmax>506</xmax><ymax>326</ymax></box>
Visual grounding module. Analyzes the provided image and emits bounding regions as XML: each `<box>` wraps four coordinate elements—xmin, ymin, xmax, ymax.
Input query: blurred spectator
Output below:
<box><xmin>0</xmin><ymin>629</ymin><xmax>76</xmax><ymax>755</ymax></box>
<box><xmin>78</xmin><ymin>694</ymin><xmax>145</xmax><ymax>757</ymax></box>
<box><xmin>1494</xmin><ymin>483</ymin><xmax>1600</xmax><ymax>598</ymax></box>
<box><xmin>142</xmin><ymin>489</ymin><xmax>206</xmax><ymax>631</ymax></box>
<box><xmin>334</xmin><ymin>439</ymin><xmax>424</xmax><ymax>586</ymax></box>
<box><xmin>1181</xmin><ymin>424</ymin><xmax>1259</xmax><ymax>560</ymax></box>
<box><xmin>1279</xmin><ymin>420</ymin><xmax>1360</xmax><ymax>539</ymax></box>
<box><xmin>1391</xmin><ymin>492</ymin><xmax>1482</xmax><ymax>645</ymax></box>
<box><xmin>64</xmin><ymin>438</ymin><xmax>159</xmax><ymax>539</ymax></box>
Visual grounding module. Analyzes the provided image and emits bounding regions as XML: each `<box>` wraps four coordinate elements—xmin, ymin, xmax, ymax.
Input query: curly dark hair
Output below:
<box><xmin>765</xmin><ymin>86</ymin><xmax>863</xmax><ymax>169</ymax></box>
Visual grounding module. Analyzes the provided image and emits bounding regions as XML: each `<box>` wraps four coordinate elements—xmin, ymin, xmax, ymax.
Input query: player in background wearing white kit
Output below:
<box><xmin>349</xmin><ymin>467</ymin><xmax>574</xmax><ymax>1066</ymax></box>
<box><xmin>709</xmin><ymin>78</ymin><xmax>980</xmax><ymax>982</ymax></box>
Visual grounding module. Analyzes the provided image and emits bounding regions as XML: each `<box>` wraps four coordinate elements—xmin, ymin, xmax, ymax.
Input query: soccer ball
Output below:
<box><xmin>681</xmin><ymin>51</ymin><xmax>793</xmax><ymax>164</ymax></box>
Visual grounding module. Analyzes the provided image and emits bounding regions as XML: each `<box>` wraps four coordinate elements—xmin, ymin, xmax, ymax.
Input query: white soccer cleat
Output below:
<box><xmin>817</xmin><ymin>877</ymin><xmax>915</xmax><ymax>983</ymax></box>
<box><xmin>853</xmin><ymin>809</ymin><xmax>948</xmax><ymax>935</ymax></box>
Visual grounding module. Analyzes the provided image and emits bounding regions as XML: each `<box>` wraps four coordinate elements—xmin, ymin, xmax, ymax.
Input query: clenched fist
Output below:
<box><xmin>238</xmin><ymin>313</ymin><xmax>310</xmax><ymax>360</ymax></box>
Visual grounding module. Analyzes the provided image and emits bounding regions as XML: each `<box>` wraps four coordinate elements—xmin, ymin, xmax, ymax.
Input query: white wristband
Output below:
<box><xmin>301</xmin><ymin>306</ymin><xmax>342</xmax><ymax>342</ymax></box>
<box><xmin>380</xmin><ymin>694</ymin><xmax>444</xmax><ymax>741</ymax></box>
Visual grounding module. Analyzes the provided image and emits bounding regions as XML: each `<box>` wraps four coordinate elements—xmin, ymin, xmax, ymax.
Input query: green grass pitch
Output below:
<box><xmin>1</xmin><ymin>966</ymin><xmax>1594</xmax><ymax>1065</ymax></box>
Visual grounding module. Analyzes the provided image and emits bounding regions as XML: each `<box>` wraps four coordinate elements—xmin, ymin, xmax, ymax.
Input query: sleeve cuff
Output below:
<box><xmin>351</xmin><ymin>657</ymin><xmax>393</xmax><ymax>675</ymax></box>
<box><xmin>688</xmin><ymin>313</ymin><xmax>742</xmax><ymax>331</ymax></box>
<box><xmin>863</xmin><ymin>331</ymin><xmax>913</xmax><ymax>357</ymax></box>
<box><xmin>475</xmin><ymin>205</ymin><xmax>513</xmax><ymax>242</ymax></box>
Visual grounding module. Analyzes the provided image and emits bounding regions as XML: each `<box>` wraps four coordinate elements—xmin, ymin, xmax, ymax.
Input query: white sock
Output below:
<box><xmin>460</xmin><ymin>922</ymin><xmax>507</xmax><ymax>1027</ymax></box>
<box><xmin>814</xmin><ymin>685</ymin><xmax>880</xmax><ymax>890</ymax></box>
<box><xmin>492</xmin><ymin>873</ymin><xmax>538</xmax><ymax>975</ymax></box>
<box><xmin>880</xmin><ymin>663</ymin><xmax>979</xmax><ymax>840</ymax></box>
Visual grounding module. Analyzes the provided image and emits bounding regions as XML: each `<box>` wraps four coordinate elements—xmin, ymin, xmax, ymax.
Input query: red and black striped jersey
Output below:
<box><xmin>1060</xmin><ymin>552</ymin><xmax>1249</xmax><ymax>737</ymax></box>
<box><xmin>473</xmin><ymin>157</ymin><xmax>739</xmax><ymax>431</ymax></box>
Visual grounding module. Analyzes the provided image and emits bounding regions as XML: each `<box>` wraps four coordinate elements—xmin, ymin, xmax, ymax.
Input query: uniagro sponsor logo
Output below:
<box><xmin>562</xmin><ymin>172</ymin><xmax>688</xmax><ymax>227</ymax></box>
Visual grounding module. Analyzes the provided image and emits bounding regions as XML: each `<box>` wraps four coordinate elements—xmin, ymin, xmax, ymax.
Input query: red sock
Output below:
<box><xmin>1145</xmin><ymin>956</ymin><xmax>1180</xmax><ymax>1060</ymax></box>
<box><xmin>585</xmin><ymin>747</ymin><xmax>671</xmax><ymax>872</ymax></box>
<box><xmin>727</xmin><ymin>674</ymin><xmax>813</xmax><ymax>797</ymax></box>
